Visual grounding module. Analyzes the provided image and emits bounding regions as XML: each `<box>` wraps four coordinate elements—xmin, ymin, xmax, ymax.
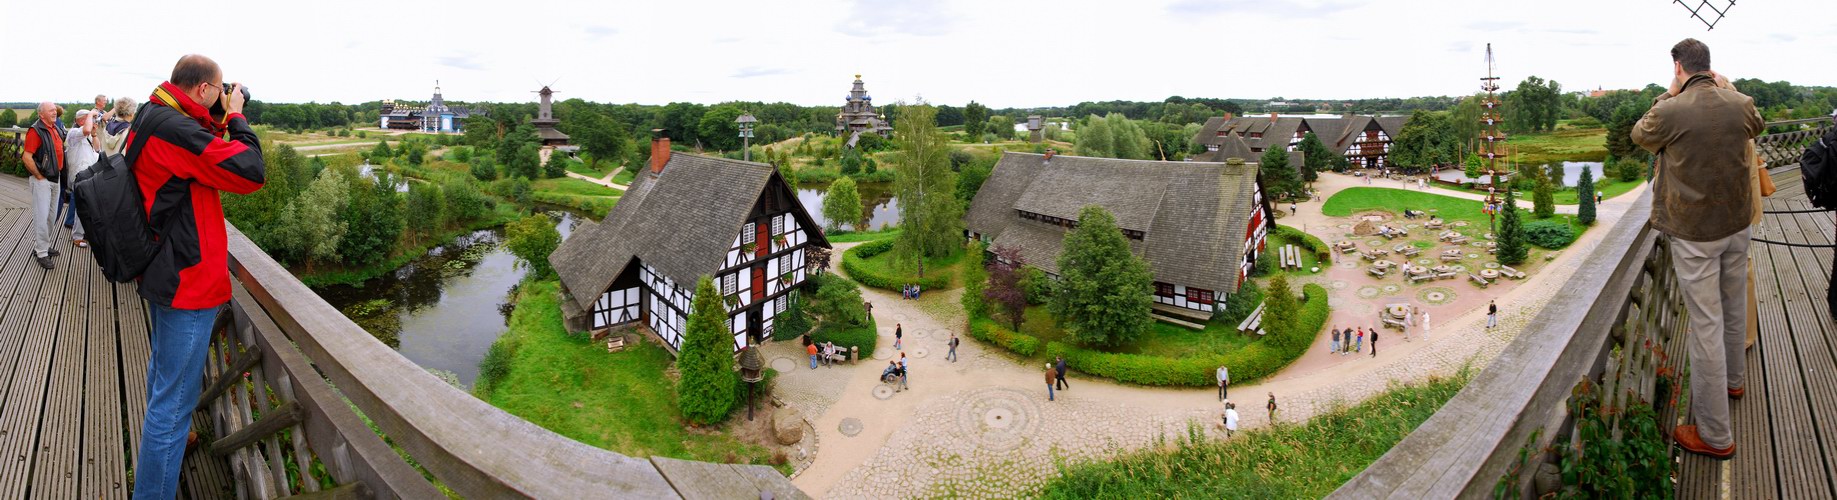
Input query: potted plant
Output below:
<box><xmin>740</xmin><ymin>241</ymin><xmax>757</xmax><ymax>254</ymax></box>
<box><xmin>774</xmin><ymin>234</ymin><xmax>789</xmax><ymax>248</ymax></box>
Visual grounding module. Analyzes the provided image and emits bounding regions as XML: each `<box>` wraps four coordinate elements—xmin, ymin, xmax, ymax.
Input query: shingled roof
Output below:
<box><xmin>549</xmin><ymin>153</ymin><xmax>827</xmax><ymax>311</ymax></box>
<box><xmin>966</xmin><ymin>152</ymin><xmax>1261</xmax><ymax>293</ymax></box>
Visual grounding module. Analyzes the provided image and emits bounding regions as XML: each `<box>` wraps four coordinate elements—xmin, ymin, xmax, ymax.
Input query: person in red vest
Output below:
<box><xmin>131</xmin><ymin>54</ymin><xmax>266</xmax><ymax>499</ymax></box>
<box><xmin>20</xmin><ymin>102</ymin><xmax>64</xmax><ymax>270</ymax></box>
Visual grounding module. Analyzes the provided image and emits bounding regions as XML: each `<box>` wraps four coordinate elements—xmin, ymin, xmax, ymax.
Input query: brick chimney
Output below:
<box><xmin>1269</xmin><ymin>112</ymin><xmax>1279</xmax><ymax>122</ymax></box>
<box><xmin>1222</xmin><ymin>112</ymin><xmax>1235</xmax><ymax>122</ymax></box>
<box><xmin>650</xmin><ymin>129</ymin><xmax>672</xmax><ymax>174</ymax></box>
<box><xmin>1043</xmin><ymin>148</ymin><xmax>1056</xmax><ymax>164</ymax></box>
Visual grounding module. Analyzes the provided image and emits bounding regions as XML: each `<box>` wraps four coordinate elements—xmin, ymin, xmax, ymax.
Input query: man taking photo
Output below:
<box><xmin>129</xmin><ymin>54</ymin><xmax>265</xmax><ymax>499</ymax></box>
<box><xmin>1632</xmin><ymin>38</ymin><xmax>1764</xmax><ymax>461</ymax></box>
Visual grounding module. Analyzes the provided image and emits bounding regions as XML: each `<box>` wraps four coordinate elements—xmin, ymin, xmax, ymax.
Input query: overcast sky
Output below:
<box><xmin>4</xmin><ymin>0</ymin><xmax>1831</xmax><ymax>108</ymax></box>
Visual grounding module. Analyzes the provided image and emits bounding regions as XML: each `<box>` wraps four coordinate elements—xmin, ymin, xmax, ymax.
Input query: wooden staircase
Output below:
<box><xmin>1150</xmin><ymin>303</ymin><xmax>1210</xmax><ymax>331</ymax></box>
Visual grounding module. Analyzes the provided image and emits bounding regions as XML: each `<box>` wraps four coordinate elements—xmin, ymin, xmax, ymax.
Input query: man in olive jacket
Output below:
<box><xmin>1631</xmin><ymin>38</ymin><xmax>1763</xmax><ymax>461</ymax></box>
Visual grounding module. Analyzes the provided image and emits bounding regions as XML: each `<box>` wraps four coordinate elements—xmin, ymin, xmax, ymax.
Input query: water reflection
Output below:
<box><xmin>314</xmin><ymin>208</ymin><xmax>583</xmax><ymax>387</ymax></box>
<box><xmin>795</xmin><ymin>181</ymin><xmax>900</xmax><ymax>231</ymax></box>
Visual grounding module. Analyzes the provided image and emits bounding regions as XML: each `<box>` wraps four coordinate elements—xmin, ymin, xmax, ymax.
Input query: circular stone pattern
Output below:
<box><xmin>839</xmin><ymin>417</ymin><xmax>864</xmax><ymax>437</ymax></box>
<box><xmin>1453</xmin><ymin>221</ymin><xmax>1470</xmax><ymax>227</ymax></box>
<box><xmin>1484</xmin><ymin>262</ymin><xmax>1500</xmax><ymax>269</ymax></box>
<box><xmin>770</xmin><ymin>357</ymin><xmax>797</xmax><ymax>373</ymax></box>
<box><xmin>1367</xmin><ymin>239</ymin><xmax>1387</xmax><ymax>248</ymax></box>
<box><xmin>1358</xmin><ymin>286</ymin><xmax>1382</xmax><ymax>299</ymax></box>
<box><xmin>1331</xmin><ymin>280</ymin><xmax>1349</xmax><ymax>290</ymax></box>
<box><xmin>1381</xmin><ymin>284</ymin><xmax>1401</xmax><ymax>295</ymax></box>
<box><xmin>953</xmin><ymin>388</ymin><xmax>1042</xmax><ymax>452</ymax></box>
<box><xmin>1453</xmin><ymin>264</ymin><xmax>1469</xmax><ymax>272</ymax></box>
<box><xmin>1418</xmin><ymin>286</ymin><xmax>1455</xmax><ymax>305</ymax></box>
<box><xmin>913</xmin><ymin>347</ymin><xmax>930</xmax><ymax>358</ymax></box>
<box><xmin>1338</xmin><ymin>261</ymin><xmax>1358</xmax><ymax>269</ymax></box>
<box><xmin>1338</xmin><ymin>224</ymin><xmax>1352</xmax><ymax>230</ymax></box>
<box><xmin>872</xmin><ymin>384</ymin><xmax>897</xmax><ymax>400</ymax></box>
<box><xmin>909</xmin><ymin>329</ymin><xmax>929</xmax><ymax>339</ymax></box>
<box><xmin>1415</xmin><ymin>258</ymin><xmax>1435</xmax><ymax>266</ymax></box>
<box><xmin>1467</xmin><ymin>253</ymin><xmax>1481</xmax><ymax>259</ymax></box>
<box><xmin>874</xmin><ymin>349</ymin><xmax>893</xmax><ymax>361</ymax></box>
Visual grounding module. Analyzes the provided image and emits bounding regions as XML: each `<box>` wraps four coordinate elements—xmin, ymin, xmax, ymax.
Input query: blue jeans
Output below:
<box><xmin>809</xmin><ymin>354</ymin><xmax>818</xmax><ymax>369</ymax></box>
<box><xmin>58</xmin><ymin>190</ymin><xmax>74</xmax><ymax>227</ymax></box>
<box><xmin>134</xmin><ymin>303</ymin><xmax>219</xmax><ymax>500</ymax></box>
<box><xmin>1047</xmin><ymin>384</ymin><xmax>1055</xmax><ymax>401</ymax></box>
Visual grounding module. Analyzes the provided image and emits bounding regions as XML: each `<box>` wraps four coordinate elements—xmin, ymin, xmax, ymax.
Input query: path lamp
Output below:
<box><xmin>737</xmin><ymin>113</ymin><xmax>757</xmax><ymax>162</ymax></box>
<box><xmin>739</xmin><ymin>344</ymin><xmax>765</xmax><ymax>421</ymax></box>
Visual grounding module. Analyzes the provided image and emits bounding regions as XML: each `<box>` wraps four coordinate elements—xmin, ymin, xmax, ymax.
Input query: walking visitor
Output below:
<box><xmin>1631</xmin><ymin>38</ymin><xmax>1763</xmax><ymax>461</ymax></box>
<box><xmin>1370</xmin><ymin>328</ymin><xmax>1380</xmax><ymax>357</ymax></box>
<box><xmin>947</xmin><ymin>332</ymin><xmax>959</xmax><ymax>362</ymax></box>
<box><xmin>893</xmin><ymin>323</ymin><xmax>903</xmax><ymax>350</ymax></box>
<box><xmin>1487</xmin><ymin>300</ymin><xmax>1498</xmax><ymax>329</ymax></box>
<box><xmin>1045</xmin><ymin>363</ymin><xmax>1057</xmax><ymax>402</ymax></box>
<box><xmin>1223</xmin><ymin>403</ymin><xmax>1239</xmax><ymax>438</ymax></box>
<box><xmin>1216</xmin><ymin>364</ymin><xmax>1230</xmax><ymax>400</ymax></box>
<box><xmin>1054</xmin><ymin>355</ymin><xmax>1069</xmax><ymax>390</ymax></box>
<box><xmin>1331</xmin><ymin>327</ymin><xmax>1341</xmax><ymax>354</ymax></box>
<box><xmin>1267</xmin><ymin>393</ymin><xmax>1279</xmax><ymax>423</ymax></box>
<box><xmin>807</xmin><ymin>343</ymin><xmax>819</xmax><ymax>369</ymax></box>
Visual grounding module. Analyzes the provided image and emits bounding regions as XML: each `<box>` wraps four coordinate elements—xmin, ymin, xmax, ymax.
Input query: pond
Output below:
<box><xmin>796</xmin><ymin>181</ymin><xmax>900</xmax><ymax>231</ymax></box>
<box><xmin>1430</xmin><ymin>161</ymin><xmax>1604</xmax><ymax>187</ymax></box>
<box><xmin>313</xmin><ymin>208</ymin><xmax>584</xmax><ymax>388</ymax></box>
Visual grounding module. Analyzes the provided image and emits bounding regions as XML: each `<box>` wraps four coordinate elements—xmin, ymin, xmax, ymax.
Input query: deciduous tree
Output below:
<box><xmin>506</xmin><ymin>213</ymin><xmax>560</xmax><ymax>279</ymax></box>
<box><xmin>822</xmin><ymin>176</ymin><xmax>863</xmax><ymax>232</ymax></box>
<box><xmin>1050</xmin><ymin>206</ymin><xmax>1154</xmax><ymax>348</ymax></box>
<box><xmin>891</xmin><ymin>103</ymin><xmax>964</xmax><ymax>274</ymax></box>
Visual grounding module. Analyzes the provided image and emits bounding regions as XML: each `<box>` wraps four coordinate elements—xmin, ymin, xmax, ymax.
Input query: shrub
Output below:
<box><xmin>774</xmin><ymin>300</ymin><xmax>812</xmax><ymax>341</ymax></box>
<box><xmin>1019</xmin><ymin>266</ymin><xmax>1052</xmax><ymax>305</ymax></box>
<box><xmin>1522</xmin><ymin>219</ymin><xmax>1577</xmax><ymax>249</ymax></box>
<box><xmin>1273</xmin><ymin>225</ymin><xmax>1331</xmax><ymax>262</ymax></box>
<box><xmin>841</xmin><ymin>239</ymin><xmax>952</xmax><ymax>291</ymax></box>
<box><xmin>806</xmin><ymin>272</ymin><xmax>866</xmax><ymax>327</ymax></box>
<box><xmin>812</xmin><ymin>316</ymin><xmax>878</xmax><ymax>360</ymax></box>
<box><xmin>961</xmin><ymin>242</ymin><xmax>989</xmax><ymax>319</ymax></box>
<box><xmin>506</xmin><ymin>213</ymin><xmax>561</xmax><ymax>279</ymax></box>
<box><xmin>476</xmin><ymin>333</ymin><xmax>518</xmax><ymax>394</ymax></box>
<box><xmin>1042</xmin><ymin>284</ymin><xmax>1327</xmax><ymax>387</ymax></box>
<box><xmin>1219</xmin><ymin>281</ymin><xmax>1264</xmax><ymax>327</ymax></box>
<box><xmin>443</xmin><ymin>178</ymin><xmax>492</xmax><ymax>223</ymax></box>
<box><xmin>968</xmin><ymin>319</ymin><xmax>1043</xmax><ymax>357</ymax></box>
<box><xmin>471</xmin><ymin>157</ymin><xmax>498</xmax><ymax>181</ymax></box>
<box><xmin>1609</xmin><ymin>157</ymin><xmax>1646</xmax><ymax>183</ymax></box>
<box><xmin>677</xmin><ymin>277</ymin><xmax>738</xmax><ymax>425</ymax></box>
<box><xmin>491</xmin><ymin>177</ymin><xmax>533</xmax><ymax>205</ymax></box>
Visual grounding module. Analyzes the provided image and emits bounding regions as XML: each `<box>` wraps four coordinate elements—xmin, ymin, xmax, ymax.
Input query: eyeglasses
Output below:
<box><xmin>202</xmin><ymin>82</ymin><xmax>223</xmax><ymax>93</ymax></box>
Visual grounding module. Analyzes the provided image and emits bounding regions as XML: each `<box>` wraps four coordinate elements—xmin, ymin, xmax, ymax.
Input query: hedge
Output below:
<box><xmin>968</xmin><ymin>318</ymin><xmax>1043</xmax><ymax>357</ymax></box>
<box><xmin>1522</xmin><ymin>219</ymin><xmax>1577</xmax><ymax>249</ymax></box>
<box><xmin>813</xmin><ymin>315</ymin><xmax>879</xmax><ymax>360</ymax></box>
<box><xmin>1044</xmin><ymin>284</ymin><xmax>1329</xmax><ymax>387</ymax></box>
<box><xmin>842</xmin><ymin>239</ymin><xmax>952</xmax><ymax>292</ymax></box>
<box><xmin>1274</xmin><ymin>224</ymin><xmax>1332</xmax><ymax>262</ymax></box>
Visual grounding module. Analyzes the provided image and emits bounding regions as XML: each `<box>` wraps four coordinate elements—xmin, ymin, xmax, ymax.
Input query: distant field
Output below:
<box><xmin>1507</xmin><ymin>120</ymin><xmax>1608</xmax><ymax>164</ymax></box>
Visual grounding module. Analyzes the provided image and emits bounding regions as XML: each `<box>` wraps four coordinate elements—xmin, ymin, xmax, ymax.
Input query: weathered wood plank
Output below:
<box><xmin>32</xmin><ymin>241</ymin><xmax>90</xmax><ymax>497</ymax></box>
<box><xmin>1748</xmin><ymin>206</ymin><xmax>1831</xmax><ymax>500</ymax></box>
<box><xmin>1766</xmin><ymin>199</ymin><xmax>1837</xmax><ymax>496</ymax></box>
<box><xmin>651</xmin><ymin>457</ymin><xmax>794</xmax><ymax>500</ymax></box>
<box><xmin>115</xmin><ymin>280</ymin><xmax>151</xmax><ymax>464</ymax></box>
<box><xmin>0</xmin><ymin>234</ymin><xmax>72</xmax><ymax>495</ymax></box>
<box><xmin>81</xmin><ymin>253</ymin><xmax>128</xmax><ymax>499</ymax></box>
<box><xmin>181</xmin><ymin>411</ymin><xmax>234</xmax><ymax>499</ymax></box>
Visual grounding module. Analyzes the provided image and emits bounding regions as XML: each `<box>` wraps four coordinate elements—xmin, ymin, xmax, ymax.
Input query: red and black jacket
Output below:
<box><xmin>132</xmin><ymin>82</ymin><xmax>265</xmax><ymax>309</ymax></box>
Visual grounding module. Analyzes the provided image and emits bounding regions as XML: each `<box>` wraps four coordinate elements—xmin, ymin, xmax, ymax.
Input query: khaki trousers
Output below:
<box><xmin>1671</xmin><ymin>227</ymin><xmax>1752</xmax><ymax>449</ymax></box>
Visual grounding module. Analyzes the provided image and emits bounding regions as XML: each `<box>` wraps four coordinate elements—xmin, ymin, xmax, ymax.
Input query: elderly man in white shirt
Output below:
<box><xmin>63</xmin><ymin>109</ymin><xmax>103</xmax><ymax>248</ymax></box>
<box><xmin>1216</xmin><ymin>365</ymin><xmax>1230</xmax><ymax>401</ymax></box>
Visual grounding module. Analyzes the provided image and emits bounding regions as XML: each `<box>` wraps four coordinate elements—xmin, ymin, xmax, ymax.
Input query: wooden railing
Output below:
<box><xmin>1331</xmin><ymin>119</ymin><xmax>1823</xmax><ymax>498</ymax></box>
<box><xmin>200</xmin><ymin>224</ymin><xmax>804</xmax><ymax>498</ymax></box>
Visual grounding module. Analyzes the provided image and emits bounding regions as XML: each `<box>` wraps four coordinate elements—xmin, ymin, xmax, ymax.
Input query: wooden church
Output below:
<box><xmin>550</xmin><ymin>131</ymin><xmax>832</xmax><ymax>353</ymax></box>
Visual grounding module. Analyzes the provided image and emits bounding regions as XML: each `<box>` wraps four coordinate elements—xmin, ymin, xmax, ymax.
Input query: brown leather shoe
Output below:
<box><xmin>1674</xmin><ymin>425</ymin><xmax>1735</xmax><ymax>460</ymax></box>
<box><xmin>1729</xmin><ymin>386</ymin><xmax>1744</xmax><ymax>399</ymax></box>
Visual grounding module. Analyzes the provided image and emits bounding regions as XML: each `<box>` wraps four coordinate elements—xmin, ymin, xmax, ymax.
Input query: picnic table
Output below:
<box><xmin>1393</xmin><ymin>244</ymin><xmax>1421</xmax><ymax>256</ymax></box>
<box><xmin>1499</xmin><ymin>265</ymin><xmax>1527</xmax><ymax>279</ymax></box>
<box><xmin>1440</xmin><ymin>249</ymin><xmax>1464</xmax><ymax>262</ymax></box>
<box><xmin>1336</xmin><ymin>240</ymin><xmax>1358</xmax><ymax>253</ymax></box>
<box><xmin>1425</xmin><ymin>219</ymin><xmax>1445</xmax><ymax>229</ymax></box>
<box><xmin>1237</xmin><ymin>303</ymin><xmax>1267</xmax><ymax>334</ymax></box>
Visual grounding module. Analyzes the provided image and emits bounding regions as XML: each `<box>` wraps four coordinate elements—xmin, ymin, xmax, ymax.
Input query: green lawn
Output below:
<box><xmin>1011</xmin><ymin>306</ymin><xmax>1256</xmax><ymax>358</ymax></box>
<box><xmin>1506</xmin><ymin>126</ymin><xmax>1608</xmax><ymax>164</ymax></box>
<box><xmin>825</xmin><ymin>228</ymin><xmax>901</xmax><ymax>243</ymax></box>
<box><xmin>481</xmin><ymin>280</ymin><xmax>790</xmax><ymax>475</ymax></box>
<box><xmin>1037</xmin><ymin>368</ymin><xmax>1472</xmax><ymax>499</ymax></box>
<box><xmin>857</xmin><ymin>246</ymin><xmax>965</xmax><ymax>288</ymax></box>
<box><xmin>611</xmin><ymin>168</ymin><xmax>636</xmax><ymax>185</ymax></box>
<box><xmin>1266</xmin><ymin>231</ymin><xmax>1325</xmax><ymax>276</ymax></box>
<box><xmin>1321</xmin><ymin>187</ymin><xmax>1588</xmax><ymax>266</ymax></box>
<box><xmin>1553</xmin><ymin>177</ymin><xmax>1643</xmax><ymax>204</ymax></box>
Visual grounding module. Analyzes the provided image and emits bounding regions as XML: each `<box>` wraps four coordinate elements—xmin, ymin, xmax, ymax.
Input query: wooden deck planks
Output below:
<box><xmin>32</xmin><ymin>235</ymin><xmax>91</xmax><ymax>497</ymax></box>
<box><xmin>0</xmin><ymin>233</ymin><xmax>73</xmax><ymax>494</ymax></box>
<box><xmin>1766</xmin><ymin>198</ymin><xmax>1837</xmax><ymax>496</ymax></box>
<box><xmin>82</xmin><ymin>250</ymin><xmax>127</xmax><ymax>499</ymax></box>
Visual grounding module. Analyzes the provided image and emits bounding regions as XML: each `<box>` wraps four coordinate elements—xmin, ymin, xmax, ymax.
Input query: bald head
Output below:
<box><xmin>170</xmin><ymin>54</ymin><xmax>220</xmax><ymax>88</ymax></box>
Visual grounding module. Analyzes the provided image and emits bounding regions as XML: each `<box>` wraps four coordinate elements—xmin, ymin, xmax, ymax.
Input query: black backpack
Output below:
<box><xmin>1802</xmin><ymin>126</ymin><xmax>1837</xmax><ymax>209</ymax></box>
<box><xmin>73</xmin><ymin>105</ymin><xmax>175</xmax><ymax>283</ymax></box>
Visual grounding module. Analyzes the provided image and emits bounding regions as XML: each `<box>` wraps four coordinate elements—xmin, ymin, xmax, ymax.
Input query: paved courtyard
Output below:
<box><xmin>769</xmin><ymin>176</ymin><xmax>1647</xmax><ymax>498</ymax></box>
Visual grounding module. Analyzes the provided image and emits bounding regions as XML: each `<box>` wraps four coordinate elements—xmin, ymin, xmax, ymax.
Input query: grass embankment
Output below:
<box><xmin>1012</xmin><ymin>307</ymin><xmax>1254</xmax><ymax>359</ymax></box>
<box><xmin>531</xmin><ymin>177</ymin><xmax>622</xmax><ymax>218</ymax></box>
<box><xmin>826</xmin><ymin>227</ymin><xmax>901</xmax><ymax>243</ymax></box>
<box><xmin>1435</xmin><ymin>175</ymin><xmax>1643</xmax><ymax>205</ymax></box>
<box><xmin>1038</xmin><ymin>368</ymin><xmax>1473</xmax><ymax>499</ymax></box>
<box><xmin>841</xmin><ymin>239</ymin><xmax>964</xmax><ymax>291</ymax></box>
<box><xmin>1323</xmin><ymin>187</ymin><xmax>1589</xmax><ymax>234</ymax></box>
<box><xmin>477</xmin><ymin>280</ymin><xmax>790</xmax><ymax>475</ymax></box>
<box><xmin>1506</xmin><ymin>123</ymin><xmax>1608</xmax><ymax>164</ymax></box>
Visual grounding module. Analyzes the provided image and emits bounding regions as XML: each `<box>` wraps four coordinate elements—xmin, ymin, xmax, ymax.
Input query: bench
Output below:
<box><xmin>1394</xmin><ymin>245</ymin><xmax>1421</xmax><ymax>256</ymax></box>
<box><xmin>1437</xmin><ymin>271</ymin><xmax>1458</xmax><ymax>280</ymax></box>
<box><xmin>1237</xmin><ymin>303</ymin><xmax>1266</xmax><ymax>334</ymax></box>
<box><xmin>1369</xmin><ymin>267</ymin><xmax>1388</xmax><ymax>278</ymax></box>
<box><xmin>1382</xmin><ymin>317</ymin><xmax>1407</xmax><ymax>330</ymax></box>
<box><xmin>1469</xmin><ymin>273</ymin><xmax>1491</xmax><ymax>288</ymax></box>
<box><xmin>1500</xmin><ymin>266</ymin><xmax>1526</xmax><ymax>279</ymax></box>
<box><xmin>1408</xmin><ymin>273</ymin><xmax>1433</xmax><ymax>284</ymax></box>
<box><xmin>1448</xmin><ymin>236</ymin><xmax>1470</xmax><ymax>244</ymax></box>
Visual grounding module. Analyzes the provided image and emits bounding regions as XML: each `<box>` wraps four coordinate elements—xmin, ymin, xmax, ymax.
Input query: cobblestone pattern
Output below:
<box><xmin>823</xmin><ymin>387</ymin><xmax>1209</xmax><ymax>499</ymax></box>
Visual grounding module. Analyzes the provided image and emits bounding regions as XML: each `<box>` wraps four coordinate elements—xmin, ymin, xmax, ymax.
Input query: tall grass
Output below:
<box><xmin>1039</xmin><ymin>367</ymin><xmax>1473</xmax><ymax>499</ymax></box>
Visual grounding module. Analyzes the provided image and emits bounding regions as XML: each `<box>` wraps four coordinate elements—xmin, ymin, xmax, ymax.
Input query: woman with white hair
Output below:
<box><xmin>99</xmin><ymin>96</ymin><xmax>136</xmax><ymax>155</ymax></box>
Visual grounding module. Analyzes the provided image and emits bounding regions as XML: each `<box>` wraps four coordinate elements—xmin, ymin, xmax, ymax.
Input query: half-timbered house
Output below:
<box><xmin>1193</xmin><ymin>113</ymin><xmax>1406</xmax><ymax>168</ymax></box>
<box><xmin>550</xmin><ymin>132</ymin><xmax>831</xmax><ymax>354</ymax></box>
<box><xmin>964</xmin><ymin>151</ymin><xmax>1272</xmax><ymax>325</ymax></box>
